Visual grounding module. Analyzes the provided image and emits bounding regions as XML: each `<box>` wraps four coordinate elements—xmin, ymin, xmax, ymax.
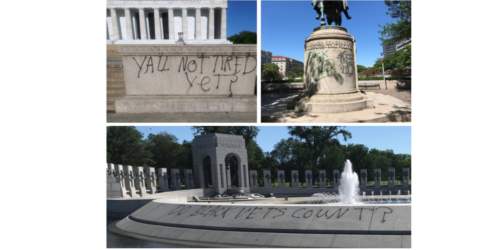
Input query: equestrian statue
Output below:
<box><xmin>312</xmin><ymin>0</ymin><xmax>352</xmax><ymax>26</ymax></box>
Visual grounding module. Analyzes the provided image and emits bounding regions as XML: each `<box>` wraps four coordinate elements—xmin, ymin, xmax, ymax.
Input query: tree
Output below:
<box><xmin>379</xmin><ymin>0</ymin><xmax>411</xmax><ymax>45</ymax></box>
<box><xmin>145</xmin><ymin>132</ymin><xmax>181</xmax><ymax>169</ymax></box>
<box><xmin>227</xmin><ymin>31</ymin><xmax>257</xmax><ymax>44</ymax></box>
<box><xmin>262</xmin><ymin>63</ymin><xmax>281</xmax><ymax>82</ymax></box>
<box><xmin>287</xmin><ymin>126</ymin><xmax>352</xmax><ymax>169</ymax></box>
<box><xmin>107</xmin><ymin>127</ymin><xmax>152</xmax><ymax>166</ymax></box>
<box><xmin>357</xmin><ymin>65</ymin><xmax>367</xmax><ymax>73</ymax></box>
<box><xmin>290</xmin><ymin>66</ymin><xmax>304</xmax><ymax>78</ymax></box>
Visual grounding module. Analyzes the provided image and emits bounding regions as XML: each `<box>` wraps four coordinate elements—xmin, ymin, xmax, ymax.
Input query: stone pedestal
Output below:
<box><xmin>124</xmin><ymin>165</ymin><xmax>139</xmax><ymax>198</ymax></box>
<box><xmin>296</xmin><ymin>26</ymin><xmax>373</xmax><ymax>113</ymax></box>
<box><xmin>184</xmin><ymin>169</ymin><xmax>194</xmax><ymax>189</ymax></box>
<box><xmin>115</xmin><ymin>45</ymin><xmax>257</xmax><ymax>114</ymax></box>
<box><xmin>171</xmin><ymin>168</ymin><xmax>181</xmax><ymax>190</ymax></box>
<box><xmin>145</xmin><ymin>167</ymin><xmax>157</xmax><ymax>194</ymax></box>
<box><xmin>402</xmin><ymin>168</ymin><xmax>410</xmax><ymax>188</ymax></box>
<box><xmin>158</xmin><ymin>168</ymin><xmax>169</xmax><ymax>191</ymax></box>
<box><xmin>388</xmin><ymin>168</ymin><xmax>395</xmax><ymax>188</ymax></box>
<box><xmin>113</xmin><ymin>164</ymin><xmax>128</xmax><ymax>198</ymax></box>
<box><xmin>291</xmin><ymin>170</ymin><xmax>299</xmax><ymax>187</ymax></box>
<box><xmin>305</xmin><ymin>170</ymin><xmax>313</xmax><ymax>188</ymax></box>
<box><xmin>333</xmin><ymin>170</ymin><xmax>340</xmax><ymax>189</ymax></box>
<box><xmin>134</xmin><ymin>166</ymin><xmax>148</xmax><ymax>197</ymax></box>
<box><xmin>249</xmin><ymin>170</ymin><xmax>258</xmax><ymax>187</ymax></box>
<box><xmin>319</xmin><ymin>170</ymin><xmax>326</xmax><ymax>188</ymax></box>
<box><xmin>360</xmin><ymin>169</ymin><xmax>367</xmax><ymax>188</ymax></box>
<box><xmin>264</xmin><ymin>170</ymin><xmax>272</xmax><ymax>187</ymax></box>
<box><xmin>277</xmin><ymin>170</ymin><xmax>286</xmax><ymax>187</ymax></box>
<box><xmin>107</xmin><ymin>163</ymin><xmax>124</xmax><ymax>198</ymax></box>
<box><xmin>374</xmin><ymin>169</ymin><xmax>381</xmax><ymax>188</ymax></box>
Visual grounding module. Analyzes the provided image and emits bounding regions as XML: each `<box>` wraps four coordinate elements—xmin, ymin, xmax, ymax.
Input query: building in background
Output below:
<box><xmin>106</xmin><ymin>0</ymin><xmax>231</xmax><ymax>44</ymax></box>
<box><xmin>271</xmin><ymin>56</ymin><xmax>304</xmax><ymax>77</ymax></box>
<box><xmin>261</xmin><ymin>50</ymin><xmax>272</xmax><ymax>65</ymax></box>
<box><xmin>382</xmin><ymin>38</ymin><xmax>411</xmax><ymax>57</ymax></box>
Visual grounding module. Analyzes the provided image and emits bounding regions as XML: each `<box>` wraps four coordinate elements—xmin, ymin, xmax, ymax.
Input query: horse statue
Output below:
<box><xmin>312</xmin><ymin>0</ymin><xmax>352</xmax><ymax>26</ymax></box>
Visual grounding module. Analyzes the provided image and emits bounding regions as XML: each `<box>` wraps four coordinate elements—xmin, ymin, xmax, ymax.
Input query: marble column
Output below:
<box><xmin>221</xmin><ymin>8</ymin><xmax>227</xmax><ymax>39</ymax></box>
<box><xmin>209</xmin><ymin>8</ymin><xmax>214</xmax><ymax>39</ymax></box>
<box><xmin>195</xmin><ymin>8</ymin><xmax>201</xmax><ymax>40</ymax></box>
<box><xmin>154</xmin><ymin>8</ymin><xmax>161</xmax><ymax>40</ymax></box>
<box><xmin>124</xmin><ymin>8</ymin><xmax>133</xmax><ymax>40</ymax></box>
<box><xmin>182</xmin><ymin>8</ymin><xmax>188</xmax><ymax>38</ymax></box>
<box><xmin>139</xmin><ymin>8</ymin><xmax>147</xmax><ymax>40</ymax></box>
<box><xmin>168</xmin><ymin>8</ymin><xmax>174</xmax><ymax>40</ymax></box>
<box><xmin>110</xmin><ymin>8</ymin><xmax>120</xmax><ymax>40</ymax></box>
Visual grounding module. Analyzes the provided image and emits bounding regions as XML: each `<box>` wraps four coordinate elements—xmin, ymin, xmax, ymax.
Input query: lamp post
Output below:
<box><xmin>380</xmin><ymin>52</ymin><xmax>387</xmax><ymax>90</ymax></box>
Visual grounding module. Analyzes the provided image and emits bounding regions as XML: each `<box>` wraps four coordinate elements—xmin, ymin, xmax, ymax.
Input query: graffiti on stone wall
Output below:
<box><xmin>337</xmin><ymin>51</ymin><xmax>354</xmax><ymax>76</ymax></box>
<box><xmin>166</xmin><ymin>204</ymin><xmax>394</xmax><ymax>223</ymax></box>
<box><xmin>131</xmin><ymin>55</ymin><xmax>257</xmax><ymax>93</ymax></box>
<box><xmin>306</xmin><ymin>51</ymin><xmax>344</xmax><ymax>84</ymax></box>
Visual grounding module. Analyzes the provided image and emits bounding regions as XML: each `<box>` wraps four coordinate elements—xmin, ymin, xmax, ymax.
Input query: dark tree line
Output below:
<box><xmin>107</xmin><ymin>126</ymin><xmax>411</xmax><ymax>186</ymax></box>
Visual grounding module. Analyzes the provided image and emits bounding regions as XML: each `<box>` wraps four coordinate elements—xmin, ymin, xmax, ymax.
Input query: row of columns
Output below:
<box><xmin>106</xmin><ymin>164</ymin><xmax>196</xmax><ymax>198</ymax></box>
<box><xmin>248</xmin><ymin>168</ymin><xmax>411</xmax><ymax>189</ymax></box>
<box><xmin>108</xmin><ymin>7</ymin><xmax>226</xmax><ymax>41</ymax></box>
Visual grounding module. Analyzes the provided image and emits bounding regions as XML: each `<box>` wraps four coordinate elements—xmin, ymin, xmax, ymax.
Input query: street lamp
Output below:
<box><xmin>380</xmin><ymin>52</ymin><xmax>387</xmax><ymax>90</ymax></box>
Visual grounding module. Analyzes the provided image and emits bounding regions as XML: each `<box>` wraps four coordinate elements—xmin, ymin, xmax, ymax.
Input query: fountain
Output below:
<box><xmin>338</xmin><ymin>160</ymin><xmax>360</xmax><ymax>204</ymax></box>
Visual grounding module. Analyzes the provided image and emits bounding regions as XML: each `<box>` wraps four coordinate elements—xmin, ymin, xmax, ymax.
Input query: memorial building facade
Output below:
<box><xmin>106</xmin><ymin>0</ymin><xmax>231</xmax><ymax>44</ymax></box>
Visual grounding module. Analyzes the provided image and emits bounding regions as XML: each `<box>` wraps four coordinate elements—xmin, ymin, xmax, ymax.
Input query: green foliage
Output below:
<box><xmin>262</xmin><ymin>63</ymin><xmax>281</xmax><ymax>82</ymax></box>
<box><xmin>357</xmin><ymin>65</ymin><xmax>367</xmax><ymax>73</ymax></box>
<box><xmin>378</xmin><ymin>45</ymin><xmax>411</xmax><ymax>72</ymax></box>
<box><xmin>107</xmin><ymin>127</ymin><xmax>152</xmax><ymax>166</ymax></box>
<box><xmin>379</xmin><ymin>0</ymin><xmax>411</xmax><ymax>45</ymax></box>
<box><xmin>227</xmin><ymin>31</ymin><xmax>257</xmax><ymax>44</ymax></box>
<box><xmin>145</xmin><ymin>132</ymin><xmax>182</xmax><ymax>169</ymax></box>
<box><xmin>290</xmin><ymin>66</ymin><xmax>304</xmax><ymax>78</ymax></box>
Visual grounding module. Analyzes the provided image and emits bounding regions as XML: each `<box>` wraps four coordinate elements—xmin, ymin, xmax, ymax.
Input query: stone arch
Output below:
<box><xmin>192</xmin><ymin>133</ymin><xmax>250</xmax><ymax>194</ymax></box>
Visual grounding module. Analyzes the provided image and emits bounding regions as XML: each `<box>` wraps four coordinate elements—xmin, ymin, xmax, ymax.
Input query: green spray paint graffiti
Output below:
<box><xmin>307</xmin><ymin>51</ymin><xmax>344</xmax><ymax>84</ymax></box>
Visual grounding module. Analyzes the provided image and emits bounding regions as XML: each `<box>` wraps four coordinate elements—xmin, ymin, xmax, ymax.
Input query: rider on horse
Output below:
<box><xmin>312</xmin><ymin>0</ymin><xmax>352</xmax><ymax>25</ymax></box>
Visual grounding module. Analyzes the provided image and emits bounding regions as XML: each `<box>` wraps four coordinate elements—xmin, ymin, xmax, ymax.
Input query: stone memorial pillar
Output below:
<box><xmin>402</xmin><ymin>168</ymin><xmax>410</xmax><ymax>188</ymax></box>
<box><xmin>195</xmin><ymin>8</ymin><xmax>202</xmax><ymax>39</ymax></box>
<box><xmin>291</xmin><ymin>170</ymin><xmax>299</xmax><ymax>187</ymax></box>
<box><xmin>209</xmin><ymin>8</ymin><xmax>214</xmax><ymax>39</ymax></box>
<box><xmin>182</xmin><ymin>8</ymin><xmax>188</xmax><ymax>38</ymax></box>
<box><xmin>168</xmin><ymin>8</ymin><xmax>175</xmax><ymax>40</ymax></box>
<box><xmin>124</xmin><ymin>165</ymin><xmax>139</xmax><ymax>198</ymax></box>
<box><xmin>113</xmin><ymin>164</ymin><xmax>128</xmax><ymax>198</ymax></box>
<box><xmin>154</xmin><ymin>8</ymin><xmax>161</xmax><ymax>40</ymax></box>
<box><xmin>145</xmin><ymin>167</ymin><xmax>157</xmax><ymax>194</ymax></box>
<box><xmin>305</xmin><ymin>170</ymin><xmax>313</xmax><ymax>188</ymax></box>
<box><xmin>388</xmin><ymin>168</ymin><xmax>395</xmax><ymax>188</ymax></box>
<box><xmin>249</xmin><ymin>170</ymin><xmax>258</xmax><ymax>187</ymax></box>
<box><xmin>134</xmin><ymin>166</ymin><xmax>148</xmax><ymax>197</ymax></box>
<box><xmin>318</xmin><ymin>170</ymin><xmax>326</xmax><ymax>188</ymax></box>
<box><xmin>277</xmin><ymin>170</ymin><xmax>286</xmax><ymax>187</ymax></box>
<box><xmin>158</xmin><ymin>168</ymin><xmax>169</xmax><ymax>191</ymax></box>
<box><xmin>296</xmin><ymin>26</ymin><xmax>372</xmax><ymax>113</ymax></box>
<box><xmin>138</xmin><ymin>8</ymin><xmax>147</xmax><ymax>40</ymax></box>
<box><xmin>110</xmin><ymin>8</ymin><xmax>120</xmax><ymax>41</ymax></box>
<box><xmin>360</xmin><ymin>169</ymin><xmax>368</xmax><ymax>188</ymax></box>
<box><xmin>171</xmin><ymin>168</ymin><xmax>181</xmax><ymax>190</ymax></box>
<box><xmin>124</xmin><ymin>8</ymin><xmax>133</xmax><ymax>40</ymax></box>
<box><xmin>333</xmin><ymin>170</ymin><xmax>340</xmax><ymax>189</ymax></box>
<box><xmin>184</xmin><ymin>169</ymin><xmax>194</xmax><ymax>189</ymax></box>
<box><xmin>221</xmin><ymin>8</ymin><xmax>227</xmax><ymax>40</ymax></box>
<box><xmin>374</xmin><ymin>169</ymin><xmax>381</xmax><ymax>188</ymax></box>
<box><xmin>107</xmin><ymin>163</ymin><xmax>120</xmax><ymax>198</ymax></box>
<box><xmin>264</xmin><ymin>170</ymin><xmax>272</xmax><ymax>187</ymax></box>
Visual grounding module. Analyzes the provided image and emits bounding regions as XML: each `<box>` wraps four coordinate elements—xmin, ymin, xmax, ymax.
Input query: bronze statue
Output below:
<box><xmin>312</xmin><ymin>0</ymin><xmax>351</xmax><ymax>26</ymax></box>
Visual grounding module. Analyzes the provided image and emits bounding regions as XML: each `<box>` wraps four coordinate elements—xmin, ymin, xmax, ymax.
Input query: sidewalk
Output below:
<box><xmin>261</xmin><ymin>80</ymin><xmax>411</xmax><ymax>123</ymax></box>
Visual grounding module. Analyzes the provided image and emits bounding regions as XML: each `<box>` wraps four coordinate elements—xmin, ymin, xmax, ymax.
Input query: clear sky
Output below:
<box><xmin>135</xmin><ymin>126</ymin><xmax>411</xmax><ymax>155</ymax></box>
<box><xmin>227</xmin><ymin>1</ymin><xmax>257</xmax><ymax>37</ymax></box>
<box><xmin>262</xmin><ymin>0</ymin><xmax>397</xmax><ymax>67</ymax></box>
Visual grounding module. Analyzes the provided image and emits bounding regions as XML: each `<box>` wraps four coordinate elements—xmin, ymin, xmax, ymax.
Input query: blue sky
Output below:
<box><xmin>227</xmin><ymin>1</ymin><xmax>257</xmax><ymax>37</ymax></box>
<box><xmin>262</xmin><ymin>1</ymin><xmax>398</xmax><ymax>67</ymax></box>
<box><xmin>135</xmin><ymin>126</ymin><xmax>411</xmax><ymax>155</ymax></box>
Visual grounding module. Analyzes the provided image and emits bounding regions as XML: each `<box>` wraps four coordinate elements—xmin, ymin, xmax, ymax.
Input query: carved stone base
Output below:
<box><xmin>115</xmin><ymin>95</ymin><xmax>256</xmax><ymax>113</ymax></box>
<box><xmin>295</xmin><ymin>92</ymin><xmax>373</xmax><ymax>113</ymax></box>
